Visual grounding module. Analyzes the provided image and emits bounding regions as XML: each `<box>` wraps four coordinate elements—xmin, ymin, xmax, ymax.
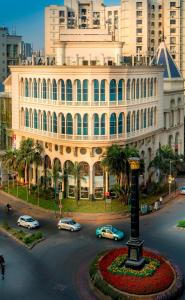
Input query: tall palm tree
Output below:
<box><xmin>66</xmin><ymin>162</ymin><xmax>86</xmax><ymax>205</ymax></box>
<box><xmin>1</xmin><ymin>148</ymin><xmax>19</xmax><ymax>188</ymax></box>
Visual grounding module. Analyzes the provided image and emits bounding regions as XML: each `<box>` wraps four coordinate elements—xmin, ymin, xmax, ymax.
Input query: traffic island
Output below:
<box><xmin>89</xmin><ymin>247</ymin><xmax>184</xmax><ymax>300</ymax></box>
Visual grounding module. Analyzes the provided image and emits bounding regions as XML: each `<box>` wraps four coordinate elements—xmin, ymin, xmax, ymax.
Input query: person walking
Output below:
<box><xmin>1</xmin><ymin>263</ymin><xmax>5</xmax><ymax>280</ymax></box>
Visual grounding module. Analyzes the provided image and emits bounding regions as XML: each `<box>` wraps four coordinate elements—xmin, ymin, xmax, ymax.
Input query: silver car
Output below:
<box><xmin>57</xmin><ymin>218</ymin><xmax>81</xmax><ymax>231</ymax></box>
<box><xmin>17</xmin><ymin>215</ymin><xmax>40</xmax><ymax>229</ymax></box>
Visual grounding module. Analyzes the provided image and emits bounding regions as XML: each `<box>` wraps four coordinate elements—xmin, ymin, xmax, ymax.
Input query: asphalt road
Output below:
<box><xmin>0</xmin><ymin>191</ymin><xmax>185</xmax><ymax>300</ymax></box>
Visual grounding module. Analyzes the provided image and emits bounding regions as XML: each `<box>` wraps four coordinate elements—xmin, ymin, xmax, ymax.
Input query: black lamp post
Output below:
<box><xmin>125</xmin><ymin>157</ymin><xmax>145</xmax><ymax>269</ymax></box>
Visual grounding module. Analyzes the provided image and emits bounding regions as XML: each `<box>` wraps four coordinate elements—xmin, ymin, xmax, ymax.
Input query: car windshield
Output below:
<box><xmin>27</xmin><ymin>218</ymin><xmax>35</xmax><ymax>222</ymax></box>
<box><xmin>68</xmin><ymin>220</ymin><xmax>76</xmax><ymax>225</ymax></box>
<box><xmin>111</xmin><ymin>227</ymin><xmax>118</xmax><ymax>233</ymax></box>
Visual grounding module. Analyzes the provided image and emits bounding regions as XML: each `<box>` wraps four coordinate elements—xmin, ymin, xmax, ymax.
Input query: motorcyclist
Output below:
<box><xmin>6</xmin><ymin>203</ymin><xmax>11</xmax><ymax>212</ymax></box>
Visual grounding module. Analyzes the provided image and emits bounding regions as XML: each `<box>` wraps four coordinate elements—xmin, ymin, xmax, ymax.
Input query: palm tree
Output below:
<box><xmin>66</xmin><ymin>162</ymin><xmax>86</xmax><ymax>205</ymax></box>
<box><xmin>1</xmin><ymin>148</ymin><xmax>19</xmax><ymax>190</ymax></box>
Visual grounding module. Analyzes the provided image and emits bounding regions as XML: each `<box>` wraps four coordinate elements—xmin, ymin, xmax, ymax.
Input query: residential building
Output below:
<box><xmin>0</xmin><ymin>27</ymin><xmax>21</xmax><ymax>91</ymax></box>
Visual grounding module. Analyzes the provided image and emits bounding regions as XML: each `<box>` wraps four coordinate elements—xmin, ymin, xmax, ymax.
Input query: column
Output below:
<box><xmin>32</xmin><ymin>163</ymin><xmax>36</xmax><ymax>184</ymax></box>
<box><xmin>89</xmin><ymin>164</ymin><xmax>94</xmax><ymax>200</ymax></box>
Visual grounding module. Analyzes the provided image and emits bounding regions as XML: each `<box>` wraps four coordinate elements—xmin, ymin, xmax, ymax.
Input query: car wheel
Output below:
<box><xmin>17</xmin><ymin>222</ymin><xmax>21</xmax><ymax>226</ymax></box>
<box><xmin>98</xmin><ymin>234</ymin><xmax>102</xmax><ymax>238</ymax></box>
<box><xmin>28</xmin><ymin>225</ymin><xmax>31</xmax><ymax>229</ymax></box>
<box><xmin>114</xmin><ymin>237</ymin><xmax>118</xmax><ymax>241</ymax></box>
<box><xmin>70</xmin><ymin>228</ymin><xmax>74</xmax><ymax>232</ymax></box>
<box><xmin>58</xmin><ymin>225</ymin><xmax>61</xmax><ymax>230</ymax></box>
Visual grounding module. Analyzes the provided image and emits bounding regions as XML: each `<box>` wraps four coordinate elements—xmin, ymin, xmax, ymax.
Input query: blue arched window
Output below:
<box><xmin>25</xmin><ymin>108</ymin><xmax>29</xmax><ymax>127</ymax></box>
<box><xmin>144</xmin><ymin>79</ymin><xmax>147</xmax><ymax>98</ymax></box>
<box><xmin>101</xmin><ymin>114</ymin><xmax>105</xmax><ymax>135</ymax></box>
<box><xmin>66</xmin><ymin>113</ymin><xmax>73</xmax><ymax>134</ymax></box>
<box><xmin>132</xmin><ymin>112</ymin><xmax>136</xmax><ymax>131</ymax></box>
<box><xmin>148</xmin><ymin>78</ymin><xmax>150</xmax><ymax>97</ymax></box>
<box><xmin>50</xmin><ymin>115</ymin><xmax>52</xmax><ymax>132</ymax></box>
<box><xmin>42</xmin><ymin>79</ymin><xmax>47</xmax><ymax>99</ymax></box>
<box><xmin>150</xmin><ymin>78</ymin><xmax>153</xmax><ymax>97</ymax></box>
<box><xmin>83</xmin><ymin>114</ymin><xmax>88</xmax><ymax>135</ymax></box>
<box><xmin>131</xmin><ymin>80</ymin><xmax>135</xmax><ymax>99</ymax></box>
<box><xmin>118</xmin><ymin>113</ymin><xmax>123</xmax><ymax>134</ymax></box>
<box><xmin>33</xmin><ymin>79</ymin><xmax>37</xmax><ymax>98</ymax></box>
<box><xmin>52</xmin><ymin>80</ymin><xmax>57</xmax><ymax>100</ymax></box>
<box><xmin>136</xmin><ymin>111</ymin><xmax>139</xmax><ymax>130</ymax></box>
<box><xmin>43</xmin><ymin>111</ymin><xmax>47</xmax><ymax>131</ymax></box>
<box><xmin>66</xmin><ymin>80</ymin><xmax>72</xmax><ymax>101</ymax></box>
<box><xmin>110</xmin><ymin>79</ymin><xmax>116</xmax><ymax>101</ymax></box>
<box><xmin>94</xmin><ymin>80</ymin><xmax>99</xmax><ymax>102</ymax></box>
<box><xmin>60</xmin><ymin>80</ymin><xmax>65</xmax><ymax>101</ymax></box>
<box><xmin>127</xmin><ymin>113</ymin><xmax>131</xmax><ymax>133</ymax></box>
<box><xmin>83</xmin><ymin>80</ymin><xmax>88</xmax><ymax>101</ymax></box>
<box><xmin>77</xmin><ymin>114</ymin><xmax>82</xmax><ymax>135</ymax></box>
<box><xmin>151</xmin><ymin>108</ymin><xmax>153</xmax><ymax>126</ymax></box>
<box><xmin>140</xmin><ymin>79</ymin><xmax>143</xmax><ymax>98</ymax></box>
<box><xmin>34</xmin><ymin>110</ymin><xmax>38</xmax><ymax>129</ymax></box>
<box><xmin>126</xmin><ymin>79</ymin><xmax>131</xmax><ymax>100</ymax></box>
<box><xmin>136</xmin><ymin>79</ymin><xmax>139</xmax><ymax>99</ymax></box>
<box><xmin>53</xmin><ymin>112</ymin><xmax>57</xmax><ymax>133</ymax></box>
<box><xmin>100</xmin><ymin>80</ymin><xmax>105</xmax><ymax>101</ymax></box>
<box><xmin>94</xmin><ymin>114</ymin><xmax>99</xmax><ymax>135</ymax></box>
<box><xmin>61</xmin><ymin>113</ymin><xmax>65</xmax><ymax>134</ymax></box>
<box><xmin>144</xmin><ymin>109</ymin><xmax>147</xmax><ymax>128</ymax></box>
<box><xmin>77</xmin><ymin>80</ymin><xmax>81</xmax><ymax>101</ymax></box>
<box><xmin>110</xmin><ymin>113</ymin><xmax>116</xmax><ymax>135</ymax></box>
<box><xmin>25</xmin><ymin>79</ymin><xmax>29</xmax><ymax>97</ymax></box>
<box><xmin>118</xmin><ymin>79</ymin><xmax>123</xmax><ymax>101</ymax></box>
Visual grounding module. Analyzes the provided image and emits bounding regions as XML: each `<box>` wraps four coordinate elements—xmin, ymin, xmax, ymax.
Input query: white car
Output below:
<box><xmin>17</xmin><ymin>215</ymin><xmax>40</xmax><ymax>229</ymax></box>
<box><xmin>57</xmin><ymin>218</ymin><xmax>81</xmax><ymax>231</ymax></box>
<box><xmin>180</xmin><ymin>186</ymin><xmax>185</xmax><ymax>195</ymax></box>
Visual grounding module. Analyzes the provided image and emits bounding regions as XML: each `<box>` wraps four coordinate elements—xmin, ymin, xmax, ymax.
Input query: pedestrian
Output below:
<box><xmin>1</xmin><ymin>263</ymin><xmax>5</xmax><ymax>280</ymax></box>
<box><xmin>0</xmin><ymin>254</ymin><xmax>5</xmax><ymax>265</ymax></box>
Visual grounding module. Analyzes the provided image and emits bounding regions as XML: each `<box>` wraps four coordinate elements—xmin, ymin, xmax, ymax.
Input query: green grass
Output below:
<box><xmin>4</xmin><ymin>185</ymin><xmax>160</xmax><ymax>214</ymax></box>
<box><xmin>177</xmin><ymin>220</ymin><xmax>185</xmax><ymax>228</ymax></box>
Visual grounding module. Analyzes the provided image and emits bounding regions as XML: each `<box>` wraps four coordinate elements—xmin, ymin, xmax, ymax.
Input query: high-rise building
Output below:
<box><xmin>45</xmin><ymin>0</ymin><xmax>185</xmax><ymax>78</ymax></box>
<box><xmin>0</xmin><ymin>27</ymin><xmax>21</xmax><ymax>91</ymax></box>
<box><xmin>21</xmin><ymin>42</ymin><xmax>32</xmax><ymax>59</ymax></box>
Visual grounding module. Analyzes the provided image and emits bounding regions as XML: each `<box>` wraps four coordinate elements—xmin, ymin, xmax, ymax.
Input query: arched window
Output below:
<box><xmin>43</xmin><ymin>111</ymin><xmax>47</xmax><ymax>131</ymax></box>
<box><xmin>131</xmin><ymin>79</ymin><xmax>135</xmax><ymax>99</ymax></box>
<box><xmin>25</xmin><ymin>79</ymin><xmax>29</xmax><ymax>97</ymax></box>
<box><xmin>66</xmin><ymin>80</ymin><xmax>72</xmax><ymax>101</ymax></box>
<box><xmin>110</xmin><ymin>79</ymin><xmax>116</xmax><ymax>101</ymax></box>
<box><xmin>136</xmin><ymin>79</ymin><xmax>139</xmax><ymax>99</ymax></box>
<box><xmin>53</xmin><ymin>112</ymin><xmax>57</xmax><ymax>133</ymax></box>
<box><xmin>83</xmin><ymin>114</ymin><xmax>88</xmax><ymax>135</ymax></box>
<box><xmin>100</xmin><ymin>80</ymin><xmax>105</xmax><ymax>101</ymax></box>
<box><xmin>151</xmin><ymin>108</ymin><xmax>153</xmax><ymax>126</ymax></box>
<box><xmin>144</xmin><ymin>79</ymin><xmax>147</xmax><ymax>98</ymax></box>
<box><xmin>140</xmin><ymin>79</ymin><xmax>143</xmax><ymax>98</ymax></box>
<box><xmin>34</xmin><ymin>110</ymin><xmax>38</xmax><ymax>129</ymax></box>
<box><xmin>101</xmin><ymin>113</ymin><xmax>105</xmax><ymax>135</ymax></box>
<box><xmin>144</xmin><ymin>109</ymin><xmax>147</xmax><ymax>128</ymax></box>
<box><xmin>141</xmin><ymin>110</ymin><xmax>143</xmax><ymax>129</ymax></box>
<box><xmin>150</xmin><ymin>78</ymin><xmax>153</xmax><ymax>97</ymax></box>
<box><xmin>110</xmin><ymin>113</ymin><xmax>116</xmax><ymax>134</ymax></box>
<box><xmin>77</xmin><ymin>80</ymin><xmax>81</xmax><ymax>101</ymax></box>
<box><xmin>42</xmin><ymin>79</ymin><xmax>47</xmax><ymax>99</ymax></box>
<box><xmin>83</xmin><ymin>79</ymin><xmax>88</xmax><ymax>101</ymax></box>
<box><xmin>126</xmin><ymin>79</ymin><xmax>131</xmax><ymax>100</ymax></box>
<box><xmin>94</xmin><ymin>80</ymin><xmax>99</xmax><ymax>102</ymax></box>
<box><xmin>33</xmin><ymin>79</ymin><xmax>37</xmax><ymax>98</ymax></box>
<box><xmin>127</xmin><ymin>112</ymin><xmax>131</xmax><ymax>133</ymax></box>
<box><xmin>94</xmin><ymin>114</ymin><xmax>99</xmax><ymax>135</ymax></box>
<box><xmin>61</xmin><ymin>113</ymin><xmax>65</xmax><ymax>134</ymax></box>
<box><xmin>77</xmin><ymin>114</ymin><xmax>82</xmax><ymax>135</ymax></box>
<box><xmin>60</xmin><ymin>80</ymin><xmax>65</xmax><ymax>101</ymax></box>
<box><xmin>132</xmin><ymin>112</ymin><xmax>136</xmax><ymax>131</ymax></box>
<box><xmin>148</xmin><ymin>108</ymin><xmax>150</xmax><ymax>127</ymax></box>
<box><xmin>136</xmin><ymin>110</ymin><xmax>139</xmax><ymax>130</ymax></box>
<box><xmin>118</xmin><ymin>113</ymin><xmax>123</xmax><ymax>134</ymax></box>
<box><xmin>25</xmin><ymin>108</ymin><xmax>29</xmax><ymax>127</ymax></box>
<box><xmin>66</xmin><ymin>113</ymin><xmax>73</xmax><ymax>134</ymax></box>
<box><xmin>148</xmin><ymin>78</ymin><xmax>150</xmax><ymax>97</ymax></box>
<box><xmin>52</xmin><ymin>79</ymin><xmax>57</xmax><ymax>100</ymax></box>
<box><xmin>154</xmin><ymin>78</ymin><xmax>157</xmax><ymax>97</ymax></box>
<box><xmin>118</xmin><ymin>79</ymin><xmax>123</xmax><ymax>101</ymax></box>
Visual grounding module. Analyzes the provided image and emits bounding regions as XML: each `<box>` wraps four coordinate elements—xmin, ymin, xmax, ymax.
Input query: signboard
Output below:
<box><xmin>59</xmin><ymin>192</ymin><xmax>63</xmax><ymax>200</ymax></box>
<box><xmin>106</xmin><ymin>198</ymin><xmax>111</xmax><ymax>204</ymax></box>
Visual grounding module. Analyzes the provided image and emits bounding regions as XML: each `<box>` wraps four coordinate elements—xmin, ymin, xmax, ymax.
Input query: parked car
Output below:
<box><xmin>57</xmin><ymin>218</ymin><xmax>81</xmax><ymax>231</ymax></box>
<box><xmin>17</xmin><ymin>215</ymin><xmax>40</xmax><ymax>229</ymax></box>
<box><xmin>180</xmin><ymin>186</ymin><xmax>185</xmax><ymax>195</ymax></box>
<box><xmin>96</xmin><ymin>225</ymin><xmax>124</xmax><ymax>241</ymax></box>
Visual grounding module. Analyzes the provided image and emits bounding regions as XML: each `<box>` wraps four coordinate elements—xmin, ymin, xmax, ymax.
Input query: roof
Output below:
<box><xmin>150</xmin><ymin>41</ymin><xmax>182</xmax><ymax>79</ymax></box>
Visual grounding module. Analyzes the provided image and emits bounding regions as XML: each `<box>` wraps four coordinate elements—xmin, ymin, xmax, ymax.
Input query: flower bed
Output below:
<box><xmin>99</xmin><ymin>248</ymin><xmax>174</xmax><ymax>295</ymax></box>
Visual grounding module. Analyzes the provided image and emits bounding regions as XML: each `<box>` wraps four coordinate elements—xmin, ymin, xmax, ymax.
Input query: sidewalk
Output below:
<box><xmin>0</xmin><ymin>189</ymin><xmax>180</xmax><ymax>222</ymax></box>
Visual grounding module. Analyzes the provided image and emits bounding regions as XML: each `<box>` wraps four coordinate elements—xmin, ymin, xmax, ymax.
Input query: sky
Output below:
<box><xmin>0</xmin><ymin>0</ymin><xmax>119</xmax><ymax>50</ymax></box>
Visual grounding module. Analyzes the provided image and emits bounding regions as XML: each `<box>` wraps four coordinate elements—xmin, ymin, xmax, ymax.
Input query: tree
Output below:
<box><xmin>66</xmin><ymin>162</ymin><xmax>86</xmax><ymax>205</ymax></box>
<box><xmin>0</xmin><ymin>148</ymin><xmax>19</xmax><ymax>188</ymax></box>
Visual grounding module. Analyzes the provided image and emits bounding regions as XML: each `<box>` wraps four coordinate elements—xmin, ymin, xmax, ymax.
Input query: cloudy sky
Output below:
<box><xmin>1</xmin><ymin>0</ymin><xmax>119</xmax><ymax>50</ymax></box>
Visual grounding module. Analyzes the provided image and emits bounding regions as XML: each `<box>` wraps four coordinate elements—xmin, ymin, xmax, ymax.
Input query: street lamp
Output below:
<box><xmin>125</xmin><ymin>157</ymin><xmax>145</xmax><ymax>269</ymax></box>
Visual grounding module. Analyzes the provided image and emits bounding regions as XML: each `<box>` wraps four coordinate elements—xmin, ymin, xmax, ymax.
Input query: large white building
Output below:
<box><xmin>7</xmin><ymin>34</ymin><xmax>184</xmax><ymax>199</ymax></box>
<box><xmin>45</xmin><ymin>0</ymin><xmax>185</xmax><ymax>79</ymax></box>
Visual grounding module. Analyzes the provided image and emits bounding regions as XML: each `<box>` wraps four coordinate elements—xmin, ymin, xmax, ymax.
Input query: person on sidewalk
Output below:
<box><xmin>1</xmin><ymin>263</ymin><xmax>5</xmax><ymax>280</ymax></box>
<box><xmin>0</xmin><ymin>254</ymin><xmax>5</xmax><ymax>266</ymax></box>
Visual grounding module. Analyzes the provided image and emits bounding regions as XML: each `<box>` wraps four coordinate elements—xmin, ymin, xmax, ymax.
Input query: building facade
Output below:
<box><xmin>9</xmin><ymin>39</ymin><xmax>184</xmax><ymax>199</ymax></box>
<box><xmin>45</xmin><ymin>0</ymin><xmax>185</xmax><ymax>79</ymax></box>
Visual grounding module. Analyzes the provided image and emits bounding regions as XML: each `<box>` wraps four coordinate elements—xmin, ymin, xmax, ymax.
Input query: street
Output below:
<box><xmin>0</xmin><ymin>191</ymin><xmax>185</xmax><ymax>300</ymax></box>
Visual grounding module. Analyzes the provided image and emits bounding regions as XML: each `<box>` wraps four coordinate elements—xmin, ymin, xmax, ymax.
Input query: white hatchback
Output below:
<box><xmin>17</xmin><ymin>215</ymin><xmax>40</xmax><ymax>229</ymax></box>
<box><xmin>180</xmin><ymin>186</ymin><xmax>185</xmax><ymax>195</ymax></box>
<box><xmin>57</xmin><ymin>218</ymin><xmax>81</xmax><ymax>231</ymax></box>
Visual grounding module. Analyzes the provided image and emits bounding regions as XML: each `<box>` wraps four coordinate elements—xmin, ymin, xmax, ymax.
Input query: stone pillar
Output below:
<box><xmin>32</xmin><ymin>164</ymin><xmax>36</xmax><ymax>184</ymax></box>
<box><xmin>89</xmin><ymin>164</ymin><xmax>94</xmax><ymax>199</ymax></box>
<box><xmin>56</xmin><ymin>43</ymin><xmax>66</xmax><ymax>65</ymax></box>
<box><xmin>105</xmin><ymin>171</ymin><xmax>109</xmax><ymax>193</ymax></box>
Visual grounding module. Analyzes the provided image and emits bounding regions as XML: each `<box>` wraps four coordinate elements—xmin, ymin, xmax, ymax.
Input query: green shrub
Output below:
<box><xmin>34</xmin><ymin>231</ymin><xmax>43</xmax><ymax>239</ymax></box>
<box><xmin>177</xmin><ymin>220</ymin><xmax>185</xmax><ymax>228</ymax></box>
